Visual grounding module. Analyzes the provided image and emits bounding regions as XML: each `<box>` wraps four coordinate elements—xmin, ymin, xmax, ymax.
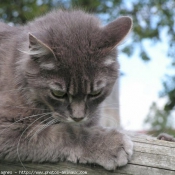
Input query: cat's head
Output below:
<box><xmin>18</xmin><ymin>10</ymin><xmax>132</xmax><ymax>125</ymax></box>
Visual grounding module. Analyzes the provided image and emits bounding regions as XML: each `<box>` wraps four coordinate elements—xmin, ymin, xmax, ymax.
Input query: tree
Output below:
<box><xmin>0</xmin><ymin>0</ymin><xmax>175</xmax><ymax>132</ymax></box>
<box><xmin>0</xmin><ymin>0</ymin><xmax>53</xmax><ymax>24</ymax></box>
<box><xmin>144</xmin><ymin>102</ymin><xmax>175</xmax><ymax>135</ymax></box>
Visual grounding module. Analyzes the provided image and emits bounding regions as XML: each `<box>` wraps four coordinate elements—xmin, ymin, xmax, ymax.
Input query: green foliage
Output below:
<box><xmin>160</xmin><ymin>76</ymin><xmax>175</xmax><ymax>111</ymax></box>
<box><xmin>71</xmin><ymin>0</ymin><xmax>102</xmax><ymax>11</ymax></box>
<box><xmin>145</xmin><ymin>102</ymin><xmax>175</xmax><ymax>135</ymax></box>
<box><xmin>121</xmin><ymin>45</ymin><xmax>134</xmax><ymax>57</ymax></box>
<box><xmin>140</xmin><ymin>50</ymin><xmax>150</xmax><ymax>61</ymax></box>
<box><xmin>0</xmin><ymin>0</ymin><xmax>54</xmax><ymax>24</ymax></box>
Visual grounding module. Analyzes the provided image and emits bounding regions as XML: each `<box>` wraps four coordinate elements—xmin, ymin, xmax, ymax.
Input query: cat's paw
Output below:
<box><xmin>101</xmin><ymin>134</ymin><xmax>133</xmax><ymax>170</ymax></box>
<box><xmin>80</xmin><ymin>131</ymin><xmax>133</xmax><ymax>170</ymax></box>
<box><xmin>157</xmin><ymin>133</ymin><xmax>175</xmax><ymax>142</ymax></box>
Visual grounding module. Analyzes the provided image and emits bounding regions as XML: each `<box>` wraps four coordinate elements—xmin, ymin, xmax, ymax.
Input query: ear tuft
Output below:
<box><xmin>22</xmin><ymin>33</ymin><xmax>57</xmax><ymax>70</ymax></box>
<box><xmin>28</xmin><ymin>33</ymin><xmax>52</xmax><ymax>57</ymax></box>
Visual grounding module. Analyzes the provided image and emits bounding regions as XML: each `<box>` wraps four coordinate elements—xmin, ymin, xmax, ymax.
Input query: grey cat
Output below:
<box><xmin>0</xmin><ymin>10</ymin><xmax>133</xmax><ymax>170</ymax></box>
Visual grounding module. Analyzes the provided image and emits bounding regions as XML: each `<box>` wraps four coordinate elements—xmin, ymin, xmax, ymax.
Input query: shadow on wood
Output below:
<box><xmin>1</xmin><ymin>134</ymin><xmax>175</xmax><ymax>175</ymax></box>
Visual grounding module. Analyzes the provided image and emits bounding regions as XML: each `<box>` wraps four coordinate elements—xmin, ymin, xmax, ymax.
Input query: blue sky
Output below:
<box><xmin>118</xmin><ymin>29</ymin><xmax>172</xmax><ymax>131</ymax></box>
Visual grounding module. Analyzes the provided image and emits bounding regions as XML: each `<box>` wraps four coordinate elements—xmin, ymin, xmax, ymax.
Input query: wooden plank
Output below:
<box><xmin>0</xmin><ymin>134</ymin><xmax>175</xmax><ymax>175</ymax></box>
<box><xmin>118</xmin><ymin>164</ymin><xmax>175</xmax><ymax>175</ymax></box>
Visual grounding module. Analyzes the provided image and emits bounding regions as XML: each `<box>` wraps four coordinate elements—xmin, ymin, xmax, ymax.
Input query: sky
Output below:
<box><xmin>118</xmin><ymin>30</ymin><xmax>172</xmax><ymax>131</ymax></box>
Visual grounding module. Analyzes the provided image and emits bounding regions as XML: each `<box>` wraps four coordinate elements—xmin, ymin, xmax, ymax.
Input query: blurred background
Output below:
<box><xmin>0</xmin><ymin>0</ymin><xmax>175</xmax><ymax>136</ymax></box>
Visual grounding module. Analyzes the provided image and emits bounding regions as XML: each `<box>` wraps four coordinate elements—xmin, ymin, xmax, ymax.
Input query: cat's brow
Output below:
<box><xmin>93</xmin><ymin>79</ymin><xmax>107</xmax><ymax>90</ymax></box>
<box><xmin>49</xmin><ymin>83</ymin><xmax>65</xmax><ymax>91</ymax></box>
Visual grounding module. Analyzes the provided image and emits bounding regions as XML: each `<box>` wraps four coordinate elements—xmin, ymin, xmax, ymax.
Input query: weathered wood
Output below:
<box><xmin>1</xmin><ymin>134</ymin><xmax>175</xmax><ymax>175</ymax></box>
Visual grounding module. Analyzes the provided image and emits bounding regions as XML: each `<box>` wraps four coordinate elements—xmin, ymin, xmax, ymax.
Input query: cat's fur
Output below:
<box><xmin>0</xmin><ymin>10</ymin><xmax>133</xmax><ymax>170</ymax></box>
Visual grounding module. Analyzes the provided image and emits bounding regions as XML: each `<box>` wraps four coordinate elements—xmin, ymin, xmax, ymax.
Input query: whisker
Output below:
<box><xmin>29</xmin><ymin>118</ymin><xmax>59</xmax><ymax>141</ymax></box>
<box><xmin>0</xmin><ymin>112</ymin><xmax>52</xmax><ymax>135</ymax></box>
<box><xmin>17</xmin><ymin>113</ymin><xmax>50</xmax><ymax>170</ymax></box>
<box><xmin>26</xmin><ymin>116</ymin><xmax>53</xmax><ymax>139</ymax></box>
<box><xmin>86</xmin><ymin>108</ymin><xmax>119</xmax><ymax>125</ymax></box>
<box><xmin>1</xmin><ymin>104</ymin><xmax>49</xmax><ymax>111</ymax></box>
<box><xmin>102</xmin><ymin>117</ymin><xmax>118</xmax><ymax>124</ymax></box>
<box><xmin>0</xmin><ymin>87</ymin><xmax>30</xmax><ymax>93</ymax></box>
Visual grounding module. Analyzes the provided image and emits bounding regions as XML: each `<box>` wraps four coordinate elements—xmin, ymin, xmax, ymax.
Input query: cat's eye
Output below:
<box><xmin>89</xmin><ymin>89</ymin><xmax>101</xmax><ymax>97</ymax></box>
<box><xmin>51</xmin><ymin>90</ymin><xmax>67</xmax><ymax>98</ymax></box>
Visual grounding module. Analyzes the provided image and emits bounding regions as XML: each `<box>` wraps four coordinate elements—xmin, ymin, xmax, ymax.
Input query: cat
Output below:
<box><xmin>0</xmin><ymin>9</ymin><xmax>133</xmax><ymax>170</ymax></box>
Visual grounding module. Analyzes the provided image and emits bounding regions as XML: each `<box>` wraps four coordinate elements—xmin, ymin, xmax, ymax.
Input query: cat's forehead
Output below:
<box><xmin>50</xmin><ymin>30</ymin><xmax>101</xmax><ymax>61</ymax></box>
<box><xmin>41</xmin><ymin>14</ymin><xmax>102</xmax><ymax>59</ymax></box>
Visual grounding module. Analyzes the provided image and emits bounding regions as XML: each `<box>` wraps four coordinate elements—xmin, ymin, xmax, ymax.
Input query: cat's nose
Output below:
<box><xmin>71</xmin><ymin>117</ymin><xmax>84</xmax><ymax>122</ymax></box>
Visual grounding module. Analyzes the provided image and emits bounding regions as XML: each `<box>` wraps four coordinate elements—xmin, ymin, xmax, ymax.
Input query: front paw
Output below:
<box><xmin>80</xmin><ymin>131</ymin><xmax>133</xmax><ymax>170</ymax></box>
<box><xmin>101</xmin><ymin>134</ymin><xmax>133</xmax><ymax>170</ymax></box>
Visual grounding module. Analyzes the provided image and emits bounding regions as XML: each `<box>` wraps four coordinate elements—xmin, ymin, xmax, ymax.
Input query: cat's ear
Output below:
<box><xmin>28</xmin><ymin>33</ymin><xmax>57</xmax><ymax>70</ymax></box>
<box><xmin>28</xmin><ymin>33</ymin><xmax>55</xmax><ymax>58</ymax></box>
<box><xmin>100</xmin><ymin>17</ymin><xmax>132</xmax><ymax>51</ymax></box>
